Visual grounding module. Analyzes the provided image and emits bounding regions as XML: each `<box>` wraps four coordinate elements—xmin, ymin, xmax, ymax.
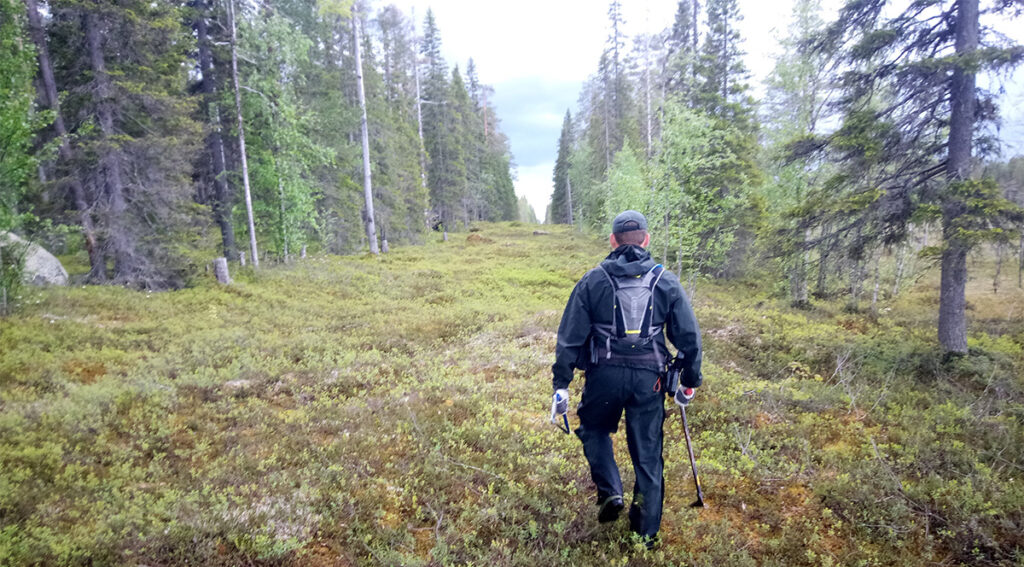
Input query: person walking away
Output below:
<box><xmin>550</xmin><ymin>210</ymin><xmax>703</xmax><ymax>546</ymax></box>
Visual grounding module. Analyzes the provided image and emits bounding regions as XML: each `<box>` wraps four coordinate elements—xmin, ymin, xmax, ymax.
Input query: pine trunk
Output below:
<box><xmin>938</xmin><ymin>0</ymin><xmax>978</xmax><ymax>354</ymax></box>
<box><xmin>352</xmin><ymin>12</ymin><xmax>379</xmax><ymax>255</ymax></box>
<box><xmin>227</xmin><ymin>0</ymin><xmax>259</xmax><ymax>268</ymax></box>
<box><xmin>25</xmin><ymin>0</ymin><xmax>104</xmax><ymax>281</ymax></box>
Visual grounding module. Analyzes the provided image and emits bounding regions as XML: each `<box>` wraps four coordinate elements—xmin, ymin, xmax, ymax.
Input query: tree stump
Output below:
<box><xmin>214</xmin><ymin>257</ymin><xmax>232</xmax><ymax>284</ymax></box>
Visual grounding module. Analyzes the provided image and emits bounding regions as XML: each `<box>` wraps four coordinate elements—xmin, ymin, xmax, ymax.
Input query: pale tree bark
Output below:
<box><xmin>214</xmin><ymin>257</ymin><xmax>231</xmax><ymax>284</ymax></box>
<box><xmin>227</xmin><ymin>0</ymin><xmax>259</xmax><ymax>268</ymax></box>
<box><xmin>871</xmin><ymin>251</ymin><xmax>881</xmax><ymax>313</ymax></box>
<box><xmin>352</xmin><ymin>10</ymin><xmax>379</xmax><ymax>254</ymax></box>
<box><xmin>25</xmin><ymin>0</ymin><xmax>104</xmax><ymax>281</ymax></box>
<box><xmin>566</xmin><ymin>175</ymin><xmax>574</xmax><ymax>226</ymax></box>
<box><xmin>893</xmin><ymin>241</ymin><xmax>907</xmax><ymax>297</ymax></box>
<box><xmin>1018</xmin><ymin>233</ymin><xmax>1023</xmax><ymax>288</ymax></box>
<box><xmin>993</xmin><ymin>241</ymin><xmax>1005</xmax><ymax>294</ymax></box>
<box><xmin>411</xmin><ymin>8</ymin><xmax>428</xmax><ymax>202</ymax></box>
<box><xmin>938</xmin><ymin>0</ymin><xmax>978</xmax><ymax>354</ymax></box>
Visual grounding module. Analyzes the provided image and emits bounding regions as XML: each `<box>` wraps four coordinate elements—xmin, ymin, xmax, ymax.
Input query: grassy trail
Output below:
<box><xmin>2</xmin><ymin>223</ymin><xmax>1022</xmax><ymax>566</ymax></box>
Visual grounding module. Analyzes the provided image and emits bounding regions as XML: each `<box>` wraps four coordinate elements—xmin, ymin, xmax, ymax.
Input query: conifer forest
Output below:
<box><xmin>2</xmin><ymin>0</ymin><xmax>1024</xmax><ymax>565</ymax></box>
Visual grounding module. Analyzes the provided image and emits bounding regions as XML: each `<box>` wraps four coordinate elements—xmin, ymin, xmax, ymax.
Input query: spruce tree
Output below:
<box><xmin>46</xmin><ymin>0</ymin><xmax>203</xmax><ymax>287</ymax></box>
<box><xmin>809</xmin><ymin>0</ymin><xmax>1024</xmax><ymax>352</ymax></box>
<box><xmin>550</xmin><ymin>110</ymin><xmax>574</xmax><ymax>224</ymax></box>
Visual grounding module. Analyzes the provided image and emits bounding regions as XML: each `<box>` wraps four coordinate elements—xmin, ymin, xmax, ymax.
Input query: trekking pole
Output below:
<box><xmin>679</xmin><ymin>403</ymin><xmax>706</xmax><ymax>508</ymax></box>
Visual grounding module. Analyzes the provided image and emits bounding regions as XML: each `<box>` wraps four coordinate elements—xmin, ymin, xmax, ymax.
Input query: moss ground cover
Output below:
<box><xmin>1</xmin><ymin>223</ymin><xmax>1022</xmax><ymax>566</ymax></box>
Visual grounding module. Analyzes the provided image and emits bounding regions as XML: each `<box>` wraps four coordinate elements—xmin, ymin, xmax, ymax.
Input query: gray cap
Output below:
<box><xmin>611</xmin><ymin>210</ymin><xmax>648</xmax><ymax>233</ymax></box>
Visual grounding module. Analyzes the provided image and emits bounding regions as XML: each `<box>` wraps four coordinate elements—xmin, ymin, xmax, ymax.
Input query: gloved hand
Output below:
<box><xmin>552</xmin><ymin>388</ymin><xmax>569</xmax><ymax>417</ymax></box>
<box><xmin>551</xmin><ymin>388</ymin><xmax>570</xmax><ymax>433</ymax></box>
<box><xmin>674</xmin><ymin>387</ymin><xmax>695</xmax><ymax>408</ymax></box>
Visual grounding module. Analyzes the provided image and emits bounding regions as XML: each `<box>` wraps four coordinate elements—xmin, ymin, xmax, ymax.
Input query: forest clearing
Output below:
<box><xmin>3</xmin><ymin>0</ymin><xmax>1024</xmax><ymax>563</ymax></box>
<box><xmin>2</xmin><ymin>223</ymin><xmax>1022</xmax><ymax>566</ymax></box>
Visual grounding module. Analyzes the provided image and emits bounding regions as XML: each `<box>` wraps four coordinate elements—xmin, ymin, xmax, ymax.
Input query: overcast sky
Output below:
<box><xmin>390</xmin><ymin>0</ymin><xmax>1024</xmax><ymax>221</ymax></box>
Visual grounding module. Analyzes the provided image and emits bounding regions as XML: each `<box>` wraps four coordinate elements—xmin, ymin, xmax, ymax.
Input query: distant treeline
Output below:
<box><xmin>550</xmin><ymin>0</ymin><xmax>1024</xmax><ymax>353</ymax></box>
<box><xmin>0</xmin><ymin>0</ymin><xmax>519</xmax><ymax>288</ymax></box>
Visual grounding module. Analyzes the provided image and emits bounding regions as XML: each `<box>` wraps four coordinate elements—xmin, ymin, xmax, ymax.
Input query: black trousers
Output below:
<box><xmin>575</xmin><ymin>364</ymin><xmax>665</xmax><ymax>537</ymax></box>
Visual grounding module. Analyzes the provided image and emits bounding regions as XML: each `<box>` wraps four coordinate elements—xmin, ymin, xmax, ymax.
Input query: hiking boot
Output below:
<box><xmin>598</xmin><ymin>495</ymin><xmax>625</xmax><ymax>523</ymax></box>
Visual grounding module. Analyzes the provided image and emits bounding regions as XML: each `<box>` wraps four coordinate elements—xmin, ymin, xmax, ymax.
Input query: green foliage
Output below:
<box><xmin>0</xmin><ymin>0</ymin><xmax>45</xmax><ymax>234</ymax></box>
<box><xmin>650</xmin><ymin>102</ymin><xmax>754</xmax><ymax>281</ymax></box>
<box><xmin>235</xmin><ymin>7</ymin><xmax>328</xmax><ymax>258</ymax></box>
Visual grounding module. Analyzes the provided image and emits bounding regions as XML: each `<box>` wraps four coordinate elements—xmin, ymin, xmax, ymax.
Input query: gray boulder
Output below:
<box><xmin>0</xmin><ymin>232</ymin><xmax>69</xmax><ymax>286</ymax></box>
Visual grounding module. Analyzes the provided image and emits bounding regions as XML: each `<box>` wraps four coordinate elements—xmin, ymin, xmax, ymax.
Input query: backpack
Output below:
<box><xmin>589</xmin><ymin>264</ymin><xmax>666</xmax><ymax>366</ymax></box>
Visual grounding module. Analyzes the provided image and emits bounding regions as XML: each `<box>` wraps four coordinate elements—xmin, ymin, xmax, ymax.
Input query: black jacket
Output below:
<box><xmin>552</xmin><ymin>245</ymin><xmax>702</xmax><ymax>390</ymax></box>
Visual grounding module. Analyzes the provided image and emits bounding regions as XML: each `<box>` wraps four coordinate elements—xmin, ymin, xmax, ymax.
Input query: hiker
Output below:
<box><xmin>550</xmin><ymin>210</ymin><xmax>703</xmax><ymax>545</ymax></box>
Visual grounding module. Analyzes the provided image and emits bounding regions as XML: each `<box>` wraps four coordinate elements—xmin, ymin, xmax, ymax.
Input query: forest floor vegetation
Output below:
<box><xmin>1</xmin><ymin>223</ymin><xmax>1022</xmax><ymax>566</ymax></box>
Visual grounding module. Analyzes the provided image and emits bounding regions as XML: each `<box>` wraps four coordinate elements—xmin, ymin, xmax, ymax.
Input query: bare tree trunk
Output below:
<box><xmin>791</xmin><ymin>229</ymin><xmax>810</xmax><ymax>306</ymax></box>
<box><xmin>214</xmin><ymin>257</ymin><xmax>231</xmax><ymax>284</ymax></box>
<box><xmin>25</xmin><ymin>0</ymin><xmax>104</xmax><ymax>281</ymax></box>
<box><xmin>871</xmin><ymin>251</ymin><xmax>881</xmax><ymax>313</ymax></box>
<box><xmin>603</xmin><ymin>98</ymin><xmax>611</xmax><ymax>171</ymax></box>
<box><xmin>411</xmin><ymin>8</ymin><xmax>428</xmax><ymax>202</ymax></box>
<box><xmin>196</xmin><ymin>2</ymin><xmax>237</xmax><ymax>260</ymax></box>
<box><xmin>938</xmin><ymin>0</ymin><xmax>978</xmax><ymax>354</ymax></box>
<box><xmin>352</xmin><ymin>11</ymin><xmax>379</xmax><ymax>255</ymax></box>
<box><xmin>1018</xmin><ymin>232</ymin><xmax>1023</xmax><ymax>288</ymax></box>
<box><xmin>643</xmin><ymin>19</ymin><xmax>652</xmax><ymax>159</ymax></box>
<box><xmin>566</xmin><ymin>175</ymin><xmax>574</xmax><ymax>226</ymax></box>
<box><xmin>993</xmin><ymin>241</ymin><xmax>1005</xmax><ymax>294</ymax></box>
<box><xmin>816</xmin><ymin>223</ymin><xmax>831</xmax><ymax>298</ymax></box>
<box><xmin>278</xmin><ymin>172</ymin><xmax>288</xmax><ymax>260</ymax></box>
<box><xmin>227</xmin><ymin>0</ymin><xmax>260</xmax><ymax>269</ymax></box>
<box><xmin>85</xmin><ymin>12</ymin><xmax>134</xmax><ymax>280</ymax></box>
<box><xmin>893</xmin><ymin>242</ymin><xmax>907</xmax><ymax>297</ymax></box>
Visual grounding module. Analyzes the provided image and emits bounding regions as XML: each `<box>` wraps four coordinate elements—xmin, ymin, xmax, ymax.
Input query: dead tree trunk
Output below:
<box><xmin>871</xmin><ymin>251</ymin><xmax>881</xmax><ymax>313</ymax></box>
<box><xmin>1018</xmin><ymin>232</ymin><xmax>1023</xmax><ymax>288</ymax></box>
<box><xmin>227</xmin><ymin>0</ymin><xmax>260</xmax><ymax>268</ymax></box>
<box><xmin>993</xmin><ymin>241</ymin><xmax>1005</xmax><ymax>294</ymax></box>
<box><xmin>214</xmin><ymin>257</ymin><xmax>231</xmax><ymax>284</ymax></box>
<box><xmin>352</xmin><ymin>10</ymin><xmax>379</xmax><ymax>255</ymax></box>
<box><xmin>25</xmin><ymin>0</ymin><xmax>104</xmax><ymax>281</ymax></box>
<box><xmin>411</xmin><ymin>8</ymin><xmax>428</xmax><ymax>204</ymax></box>
<box><xmin>566</xmin><ymin>175</ymin><xmax>574</xmax><ymax>226</ymax></box>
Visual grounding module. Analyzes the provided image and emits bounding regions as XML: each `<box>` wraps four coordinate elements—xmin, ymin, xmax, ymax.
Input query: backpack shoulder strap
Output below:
<box><xmin>597</xmin><ymin>265</ymin><xmax>619</xmax><ymax>336</ymax></box>
<box><xmin>641</xmin><ymin>265</ymin><xmax>666</xmax><ymax>339</ymax></box>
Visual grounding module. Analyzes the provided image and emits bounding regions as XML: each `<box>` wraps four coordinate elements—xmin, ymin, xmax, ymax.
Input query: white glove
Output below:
<box><xmin>551</xmin><ymin>388</ymin><xmax>569</xmax><ymax>419</ymax></box>
<box><xmin>674</xmin><ymin>387</ymin><xmax>695</xmax><ymax>408</ymax></box>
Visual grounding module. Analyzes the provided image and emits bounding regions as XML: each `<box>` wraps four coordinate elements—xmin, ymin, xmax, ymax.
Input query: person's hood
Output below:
<box><xmin>600</xmin><ymin>245</ymin><xmax>656</xmax><ymax>277</ymax></box>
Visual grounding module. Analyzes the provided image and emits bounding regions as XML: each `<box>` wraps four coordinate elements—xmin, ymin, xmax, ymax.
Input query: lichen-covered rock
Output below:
<box><xmin>0</xmin><ymin>232</ymin><xmax>69</xmax><ymax>286</ymax></box>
